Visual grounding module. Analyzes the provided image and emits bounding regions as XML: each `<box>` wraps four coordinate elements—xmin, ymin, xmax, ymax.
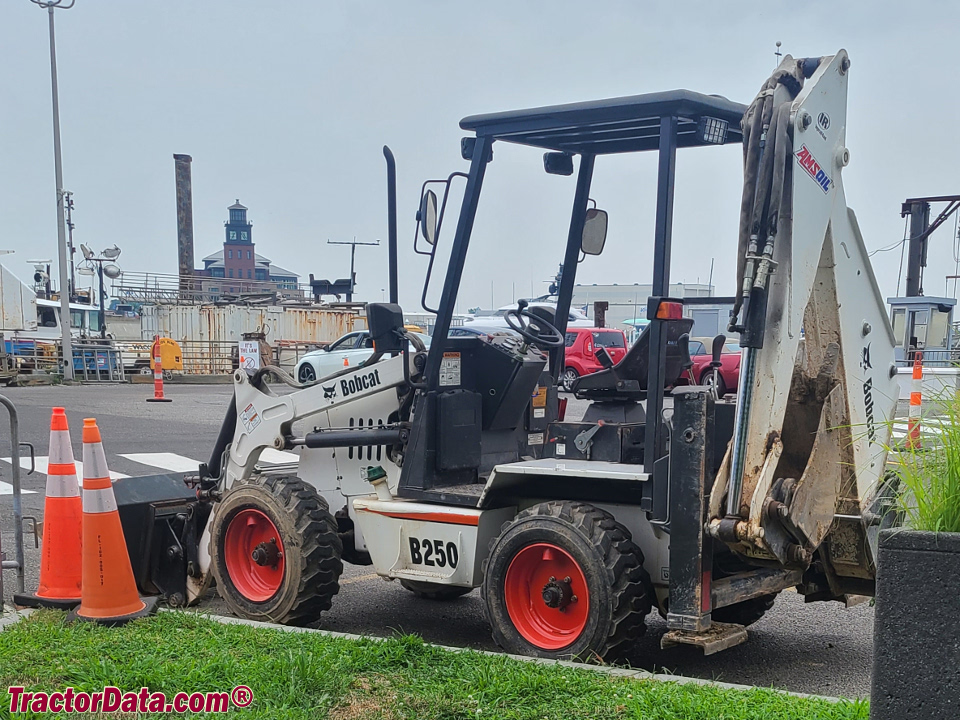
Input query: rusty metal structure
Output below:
<box><xmin>173</xmin><ymin>154</ymin><xmax>195</xmax><ymax>301</ymax></box>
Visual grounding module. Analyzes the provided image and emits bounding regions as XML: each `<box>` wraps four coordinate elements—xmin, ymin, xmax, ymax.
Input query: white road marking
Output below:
<box><xmin>259</xmin><ymin>448</ymin><xmax>300</xmax><ymax>464</ymax></box>
<box><xmin>2</xmin><ymin>457</ymin><xmax>127</xmax><ymax>481</ymax></box>
<box><xmin>120</xmin><ymin>452</ymin><xmax>201</xmax><ymax>473</ymax></box>
<box><xmin>0</xmin><ymin>481</ymin><xmax>35</xmax><ymax>496</ymax></box>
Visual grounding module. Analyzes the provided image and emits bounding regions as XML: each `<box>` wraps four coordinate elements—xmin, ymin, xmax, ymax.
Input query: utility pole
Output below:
<box><xmin>64</xmin><ymin>190</ymin><xmax>75</xmax><ymax>299</ymax></box>
<box><xmin>31</xmin><ymin>0</ymin><xmax>76</xmax><ymax>380</ymax></box>
<box><xmin>327</xmin><ymin>237</ymin><xmax>379</xmax><ymax>302</ymax></box>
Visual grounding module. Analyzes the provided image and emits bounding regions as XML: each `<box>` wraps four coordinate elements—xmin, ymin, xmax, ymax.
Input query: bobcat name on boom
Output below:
<box><xmin>340</xmin><ymin>368</ymin><xmax>382</xmax><ymax>398</ymax></box>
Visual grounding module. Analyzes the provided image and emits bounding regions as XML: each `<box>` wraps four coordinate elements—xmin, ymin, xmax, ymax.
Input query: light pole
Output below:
<box><xmin>327</xmin><ymin>237</ymin><xmax>380</xmax><ymax>302</ymax></box>
<box><xmin>79</xmin><ymin>244</ymin><xmax>121</xmax><ymax>338</ymax></box>
<box><xmin>30</xmin><ymin>0</ymin><xmax>76</xmax><ymax>378</ymax></box>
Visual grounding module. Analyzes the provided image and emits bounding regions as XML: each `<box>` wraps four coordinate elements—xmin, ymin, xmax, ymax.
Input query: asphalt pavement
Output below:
<box><xmin>0</xmin><ymin>383</ymin><xmax>873</xmax><ymax>697</ymax></box>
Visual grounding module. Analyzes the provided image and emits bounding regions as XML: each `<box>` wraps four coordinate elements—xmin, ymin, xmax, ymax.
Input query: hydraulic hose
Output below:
<box><xmin>726</xmin><ymin>55</ymin><xmax>820</xmax><ymax>519</ymax></box>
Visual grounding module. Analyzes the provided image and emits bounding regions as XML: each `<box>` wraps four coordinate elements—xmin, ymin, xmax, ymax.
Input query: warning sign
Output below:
<box><xmin>239</xmin><ymin>341</ymin><xmax>260</xmax><ymax>370</ymax></box>
<box><xmin>439</xmin><ymin>352</ymin><xmax>461</xmax><ymax>387</ymax></box>
<box><xmin>531</xmin><ymin>386</ymin><xmax>547</xmax><ymax>408</ymax></box>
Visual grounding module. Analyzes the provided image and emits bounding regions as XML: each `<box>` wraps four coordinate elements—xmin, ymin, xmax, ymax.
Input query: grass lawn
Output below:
<box><xmin>0</xmin><ymin>610</ymin><xmax>867</xmax><ymax>719</ymax></box>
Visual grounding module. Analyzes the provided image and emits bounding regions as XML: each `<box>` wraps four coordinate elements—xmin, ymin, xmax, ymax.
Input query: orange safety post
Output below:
<box><xmin>907</xmin><ymin>351</ymin><xmax>923</xmax><ymax>450</ymax></box>
<box><xmin>146</xmin><ymin>335</ymin><xmax>172</xmax><ymax>403</ymax></box>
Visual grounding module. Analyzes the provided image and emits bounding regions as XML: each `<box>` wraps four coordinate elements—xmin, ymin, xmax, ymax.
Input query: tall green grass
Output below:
<box><xmin>888</xmin><ymin>387</ymin><xmax>960</xmax><ymax>533</ymax></box>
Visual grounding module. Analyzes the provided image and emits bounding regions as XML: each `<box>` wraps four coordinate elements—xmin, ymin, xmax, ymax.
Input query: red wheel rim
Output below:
<box><xmin>224</xmin><ymin>508</ymin><xmax>285</xmax><ymax>602</ymax></box>
<box><xmin>504</xmin><ymin>542</ymin><xmax>590</xmax><ymax>650</ymax></box>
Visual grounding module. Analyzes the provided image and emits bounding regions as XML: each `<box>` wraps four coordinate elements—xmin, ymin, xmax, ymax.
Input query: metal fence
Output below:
<box><xmin>0</xmin><ymin>339</ymin><xmax>124</xmax><ymax>382</ymax></box>
<box><xmin>176</xmin><ymin>340</ymin><xmax>236</xmax><ymax>375</ymax></box>
<box><xmin>898</xmin><ymin>349</ymin><xmax>960</xmax><ymax>367</ymax></box>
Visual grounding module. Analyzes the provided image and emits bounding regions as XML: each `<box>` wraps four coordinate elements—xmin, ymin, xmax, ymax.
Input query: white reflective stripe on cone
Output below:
<box><xmin>49</xmin><ymin>429</ymin><xmax>77</xmax><ymax>464</ymax></box>
<box><xmin>81</xmin><ymin>443</ymin><xmax>111</xmax><ymax>482</ymax></box>
<box><xmin>45</xmin><ymin>474</ymin><xmax>80</xmax><ymax>497</ymax></box>
<box><xmin>83</xmin><ymin>486</ymin><xmax>118</xmax><ymax>514</ymax></box>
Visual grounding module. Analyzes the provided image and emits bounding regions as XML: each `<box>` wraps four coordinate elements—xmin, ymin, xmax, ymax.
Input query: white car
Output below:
<box><xmin>462</xmin><ymin>301</ymin><xmax>593</xmax><ymax>330</ymax></box>
<box><xmin>295</xmin><ymin>330</ymin><xmax>430</xmax><ymax>383</ymax></box>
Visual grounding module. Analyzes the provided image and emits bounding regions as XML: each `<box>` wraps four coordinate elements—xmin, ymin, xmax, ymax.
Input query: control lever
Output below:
<box><xmin>595</xmin><ymin>346</ymin><xmax>614</xmax><ymax>369</ymax></box>
<box><xmin>677</xmin><ymin>333</ymin><xmax>694</xmax><ymax>384</ymax></box>
<box><xmin>708</xmin><ymin>334</ymin><xmax>726</xmax><ymax>400</ymax></box>
<box><xmin>593</xmin><ymin>347</ymin><xmax>624</xmax><ymax>391</ymax></box>
<box><xmin>574</xmin><ymin>420</ymin><xmax>605</xmax><ymax>459</ymax></box>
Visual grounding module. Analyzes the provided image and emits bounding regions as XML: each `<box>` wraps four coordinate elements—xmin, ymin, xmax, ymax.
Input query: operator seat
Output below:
<box><xmin>572</xmin><ymin>317</ymin><xmax>694</xmax><ymax>401</ymax></box>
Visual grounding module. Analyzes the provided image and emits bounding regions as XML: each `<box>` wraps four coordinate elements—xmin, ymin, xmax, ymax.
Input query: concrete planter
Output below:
<box><xmin>871</xmin><ymin>529</ymin><xmax>960</xmax><ymax>719</ymax></box>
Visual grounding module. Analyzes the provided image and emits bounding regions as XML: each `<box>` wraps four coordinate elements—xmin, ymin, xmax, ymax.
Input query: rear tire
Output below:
<box><xmin>482</xmin><ymin>501</ymin><xmax>652</xmax><ymax>661</ymax></box>
<box><xmin>561</xmin><ymin>368</ymin><xmax>579</xmax><ymax>392</ymax></box>
<box><xmin>400</xmin><ymin>579</ymin><xmax>472</xmax><ymax>601</ymax></box>
<box><xmin>210</xmin><ymin>475</ymin><xmax>342</xmax><ymax>625</ymax></box>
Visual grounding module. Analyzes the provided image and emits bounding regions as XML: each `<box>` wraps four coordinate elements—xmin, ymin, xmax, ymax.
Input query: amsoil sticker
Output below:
<box><xmin>439</xmin><ymin>352</ymin><xmax>461</xmax><ymax>387</ymax></box>
<box><xmin>795</xmin><ymin>144</ymin><xmax>832</xmax><ymax>193</ymax></box>
<box><xmin>240</xmin><ymin>403</ymin><xmax>261</xmax><ymax>433</ymax></box>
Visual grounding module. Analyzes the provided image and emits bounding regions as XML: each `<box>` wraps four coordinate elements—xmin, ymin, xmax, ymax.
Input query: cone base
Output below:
<box><xmin>68</xmin><ymin>596</ymin><xmax>158</xmax><ymax>627</ymax></box>
<box><xmin>13</xmin><ymin>592</ymin><xmax>80</xmax><ymax>611</ymax></box>
<box><xmin>146</xmin><ymin>397</ymin><xmax>172</xmax><ymax>403</ymax></box>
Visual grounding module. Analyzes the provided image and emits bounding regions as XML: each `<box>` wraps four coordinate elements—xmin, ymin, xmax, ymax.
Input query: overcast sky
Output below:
<box><xmin>3</xmin><ymin>1</ymin><xmax>959</xmax><ymax>314</ymax></box>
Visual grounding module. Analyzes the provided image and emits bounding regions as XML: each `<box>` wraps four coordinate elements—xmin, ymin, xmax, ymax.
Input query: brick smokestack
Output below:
<box><xmin>173</xmin><ymin>154</ymin><xmax>195</xmax><ymax>300</ymax></box>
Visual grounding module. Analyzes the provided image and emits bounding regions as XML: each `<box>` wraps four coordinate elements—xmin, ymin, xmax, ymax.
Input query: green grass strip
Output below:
<box><xmin>0</xmin><ymin>611</ymin><xmax>867</xmax><ymax>719</ymax></box>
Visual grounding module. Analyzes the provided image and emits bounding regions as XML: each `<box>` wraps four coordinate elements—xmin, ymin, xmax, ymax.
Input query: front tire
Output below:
<box><xmin>298</xmin><ymin>364</ymin><xmax>317</xmax><ymax>384</ymax></box>
<box><xmin>561</xmin><ymin>368</ymin><xmax>579</xmax><ymax>392</ymax></box>
<box><xmin>400</xmin><ymin>579</ymin><xmax>472</xmax><ymax>601</ymax></box>
<box><xmin>210</xmin><ymin>475</ymin><xmax>342</xmax><ymax>625</ymax></box>
<box><xmin>482</xmin><ymin>501</ymin><xmax>652</xmax><ymax>661</ymax></box>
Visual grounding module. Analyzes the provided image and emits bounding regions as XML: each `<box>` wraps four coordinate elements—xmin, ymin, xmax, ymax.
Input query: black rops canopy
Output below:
<box><xmin>459</xmin><ymin>89</ymin><xmax>747</xmax><ymax>155</ymax></box>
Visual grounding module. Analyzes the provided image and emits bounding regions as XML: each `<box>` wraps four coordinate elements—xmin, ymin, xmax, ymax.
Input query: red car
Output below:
<box><xmin>561</xmin><ymin>328</ymin><xmax>628</xmax><ymax>391</ymax></box>
<box><xmin>681</xmin><ymin>337</ymin><xmax>741</xmax><ymax>397</ymax></box>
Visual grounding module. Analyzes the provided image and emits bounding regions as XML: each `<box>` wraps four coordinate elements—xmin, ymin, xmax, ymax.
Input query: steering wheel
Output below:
<box><xmin>504</xmin><ymin>300</ymin><xmax>565</xmax><ymax>348</ymax></box>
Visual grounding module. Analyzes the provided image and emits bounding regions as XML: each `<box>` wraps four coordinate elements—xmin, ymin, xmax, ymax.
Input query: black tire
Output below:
<box><xmin>210</xmin><ymin>475</ymin><xmax>342</xmax><ymax>625</ymax></box>
<box><xmin>711</xmin><ymin>593</ymin><xmax>777</xmax><ymax>627</ymax></box>
<box><xmin>561</xmin><ymin>368</ymin><xmax>579</xmax><ymax>392</ymax></box>
<box><xmin>700</xmin><ymin>368</ymin><xmax>727</xmax><ymax>398</ymax></box>
<box><xmin>298</xmin><ymin>363</ymin><xmax>317</xmax><ymax>384</ymax></box>
<box><xmin>400</xmin><ymin>579</ymin><xmax>473</xmax><ymax>601</ymax></box>
<box><xmin>482</xmin><ymin>501</ymin><xmax>652</xmax><ymax>661</ymax></box>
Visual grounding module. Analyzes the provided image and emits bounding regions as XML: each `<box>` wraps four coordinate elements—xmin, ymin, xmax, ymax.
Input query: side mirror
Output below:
<box><xmin>581</xmin><ymin>208</ymin><xmax>607</xmax><ymax>256</ymax></box>
<box><xmin>419</xmin><ymin>190</ymin><xmax>438</xmax><ymax>246</ymax></box>
<box><xmin>366</xmin><ymin>303</ymin><xmax>405</xmax><ymax>354</ymax></box>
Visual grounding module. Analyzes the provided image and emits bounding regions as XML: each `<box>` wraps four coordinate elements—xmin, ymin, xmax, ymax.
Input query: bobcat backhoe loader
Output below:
<box><xmin>115</xmin><ymin>50</ymin><xmax>899</xmax><ymax>659</ymax></box>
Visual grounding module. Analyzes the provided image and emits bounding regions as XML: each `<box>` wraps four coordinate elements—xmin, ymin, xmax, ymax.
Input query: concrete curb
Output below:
<box><xmin>0</xmin><ymin>608</ymin><xmax>33</xmax><ymax>630</ymax></box>
<box><xmin>0</xmin><ymin>606</ymin><xmax>847</xmax><ymax>704</ymax></box>
<box><xmin>173</xmin><ymin>609</ymin><xmax>846</xmax><ymax>704</ymax></box>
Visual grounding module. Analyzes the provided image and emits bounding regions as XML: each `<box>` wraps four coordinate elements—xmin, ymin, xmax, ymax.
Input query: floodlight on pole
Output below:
<box><xmin>30</xmin><ymin>0</ymin><xmax>76</xmax><ymax>378</ymax></box>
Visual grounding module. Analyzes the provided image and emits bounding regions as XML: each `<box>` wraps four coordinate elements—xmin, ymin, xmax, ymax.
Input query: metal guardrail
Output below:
<box><xmin>0</xmin><ymin>339</ymin><xmax>124</xmax><ymax>382</ymax></box>
<box><xmin>71</xmin><ymin>343</ymin><xmax>125</xmax><ymax>382</ymax></box>
<box><xmin>897</xmin><ymin>349</ymin><xmax>960</xmax><ymax>367</ymax></box>
<box><xmin>176</xmin><ymin>340</ymin><xmax>236</xmax><ymax>375</ymax></box>
<box><xmin>115</xmin><ymin>271</ymin><xmax>308</xmax><ymax>305</ymax></box>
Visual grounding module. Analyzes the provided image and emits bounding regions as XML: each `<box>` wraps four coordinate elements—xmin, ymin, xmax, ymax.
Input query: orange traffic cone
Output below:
<box><xmin>343</xmin><ymin>356</ymin><xmax>349</xmax><ymax>367</ymax></box>
<box><xmin>67</xmin><ymin>419</ymin><xmax>157</xmax><ymax>625</ymax></box>
<box><xmin>14</xmin><ymin>408</ymin><xmax>82</xmax><ymax>610</ymax></box>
